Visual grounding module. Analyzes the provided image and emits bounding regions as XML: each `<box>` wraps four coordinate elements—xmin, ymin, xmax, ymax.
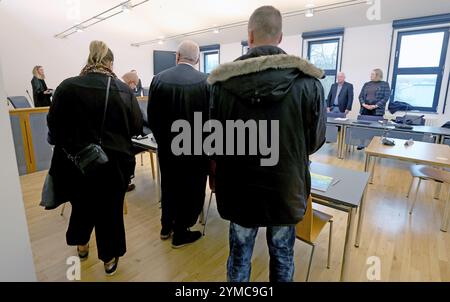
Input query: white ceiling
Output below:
<box><xmin>1</xmin><ymin>0</ymin><xmax>449</xmax><ymax>47</ymax></box>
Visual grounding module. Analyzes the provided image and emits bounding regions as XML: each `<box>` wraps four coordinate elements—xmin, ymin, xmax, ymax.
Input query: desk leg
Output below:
<box><xmin>340</xmin><ymin>126</ymin><xmax>347</xmax><ymax>160</ymax></box>
<box><xmin>355</xmin><ymin>187</ymin><xmax>368</xmax><ymax>248</ymax></box>
<box><xmin>156</xmin><ymin>152</ymin><xmax>161</xmax><ymax>203</ymax></box>
<box><xmin>434</xmin><ymin>183</ymin><xmax>442</xmax><ymax>200</ymax></box>
<box><xmin>441</xmin><ymin>190</ymin><xmax>449</xmax><ymax>232</ymax></box>
<box><xmin>340</xmin><ymin>207</ymin><xmax>357</xmax><ymax>282</ymax></box>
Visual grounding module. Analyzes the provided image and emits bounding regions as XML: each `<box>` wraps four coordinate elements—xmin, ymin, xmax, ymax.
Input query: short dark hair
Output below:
<box><xmin>248</xmin><ymin>6</ymin><xmax>282</xmax><ymax>42</ymax></box>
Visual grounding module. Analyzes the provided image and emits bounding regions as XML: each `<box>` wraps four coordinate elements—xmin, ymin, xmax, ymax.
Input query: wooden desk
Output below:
<box><xmin>364</xmin><ymin>137</ymin><xmax>450</xmax><ymax>232</ymax></box>
<box><xmin>364</xmin><ymin>137</ymin><xmax>450</xmax><ymax>175</ymax></box>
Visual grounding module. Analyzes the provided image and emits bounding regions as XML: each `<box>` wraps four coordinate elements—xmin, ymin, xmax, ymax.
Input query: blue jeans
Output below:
<box><xmin>227</xmin><ymin>222</ymin><xmax>296</xmax><ymax>282</ymax></box>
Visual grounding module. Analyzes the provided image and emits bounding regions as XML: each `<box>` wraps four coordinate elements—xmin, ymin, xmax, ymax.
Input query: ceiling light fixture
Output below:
<box><xmin>213</xmin><ymin>28</ymin><xmax>220</xmax><ymax>34</ymax></box>
<box><xmin>305</xmin><ymin>4</ymin><xmax>315</xmax><ymax>18</ymax></box>
<box><xmin>54</xmin><ymin>0</ymin><xmax>149</xmax><ymax>39</ymax></box>
<box><xmin>131</xmin><ymin>0</ymin><xmax>368</xmax><ymax>47</ymax></box>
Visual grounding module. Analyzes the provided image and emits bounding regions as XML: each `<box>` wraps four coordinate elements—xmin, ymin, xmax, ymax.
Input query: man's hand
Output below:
<box><xmin>327</xmin><ymin>107</ymin><xmax>331</xmax><ymax>113</ymax></box>
<box><xmin>345</xmin><ymin>110</ymin><xmax>350</xmax><ymax>115</ymax></box>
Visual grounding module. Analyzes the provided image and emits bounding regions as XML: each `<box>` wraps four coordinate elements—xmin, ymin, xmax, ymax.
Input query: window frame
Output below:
<box><xmin>391</xmin><ymin>27</ymin><xmax>450</xmax><ymax>112</ymax></box>
<box><xmin>202</xmin><ymin>50</ymin><xmax>220</xmax><ymax>74</ymax></box>
<box><xmin>307</xmin><ymin>38</ymin><xmax>341</xmax><ymax>82</ymax></box>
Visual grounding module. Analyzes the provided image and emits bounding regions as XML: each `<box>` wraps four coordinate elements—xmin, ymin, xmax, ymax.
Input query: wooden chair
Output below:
<box><xmin>295</xmin><ymin>195</ymin><xmax>333</xmax><ymax>282</ymax></box>
<box><xmin>140</xmin><ymin>151</ymin><xmax>156</xmax><ymax>180</ymax></box>
<box><xmin>408</xmin><ymin>165</ymin><xmax>450</xmax><ymax>232</ymax></box>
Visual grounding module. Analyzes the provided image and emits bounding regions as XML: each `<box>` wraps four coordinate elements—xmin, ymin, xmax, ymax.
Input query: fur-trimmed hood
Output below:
<box><xmin>207</xmin><ymin>54</ymin><xmax>325</xmax><ymax>85</ymax></box>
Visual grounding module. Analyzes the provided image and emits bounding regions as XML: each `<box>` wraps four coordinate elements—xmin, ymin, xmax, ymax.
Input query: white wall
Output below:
<box><xmin>217</xmin><ymin>22</ymin><xmax>450</xmax><ymax>124</ymax></box>
<box><xmin>0</xmin><ymin>10</ymin><xmax>177</xmax><ymax>99</ymax></box>
<box><xmin>0</xmin><ymin>59</ymin><xmax>37</xmax><ymax>282</ymax></box>
<box><xmin>341</xmin><ymin>23</ymin><xmax>393</xmax><ymax>119</ymax></box>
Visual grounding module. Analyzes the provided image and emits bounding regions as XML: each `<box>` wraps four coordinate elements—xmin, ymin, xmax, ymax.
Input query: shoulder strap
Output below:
<box><xmin>99</xmin><ymin>77</ymin><xmax>112</xmax><ymax>145</ymax></box>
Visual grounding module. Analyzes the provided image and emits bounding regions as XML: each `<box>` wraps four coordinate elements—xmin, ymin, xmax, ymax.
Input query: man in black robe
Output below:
<box><xmin>148</xmin><ymin>40</ymin><xmax>209</xmax><ymax>248</ymax></box>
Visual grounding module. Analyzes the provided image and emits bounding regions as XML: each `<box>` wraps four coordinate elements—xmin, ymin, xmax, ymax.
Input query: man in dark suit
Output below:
<box><xmin>147</xmin><ymin>40</ymin><xmax>209</xmax><ymax>249</ymax></box>
<box><xmin>326</xmin><ymin>72</ymin><xmax>354</xmax><ymax>115</ymax></box>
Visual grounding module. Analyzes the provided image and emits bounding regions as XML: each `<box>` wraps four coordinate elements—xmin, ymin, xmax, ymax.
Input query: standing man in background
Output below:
<box><xmin>326</xmin><ymin>72</ymin><xmax>354</xmax><ymax>115</ymax></box>
<box><xmin>208</xmin><ymin>6</ymin><xmax>326</xmax><ymax>282</ymax></box>
<box><xmin>131</xmin><ymin>70</ymin><xmax>144</xmax><ymax>97</ymax></box>
<box><xmin>148</xmin><ymin>40</ymin><xmax>210</xmax><ymax>249</ymax></box>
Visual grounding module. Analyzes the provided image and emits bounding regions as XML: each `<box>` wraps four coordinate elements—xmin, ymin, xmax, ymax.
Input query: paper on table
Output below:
<box><xmin>335</xmin><ymin>118</ymin><xmax>348</xmax><ymax>121</ymax></box>
<box><xmin>311</xmin><ymin>173</ymin><xmax>334</xmax><ymax>192</ymax></box>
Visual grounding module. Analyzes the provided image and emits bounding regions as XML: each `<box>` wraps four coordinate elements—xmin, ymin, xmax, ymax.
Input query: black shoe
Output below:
<box><xmin>127</xmin><ymin>184</ymin><xmax>136</xmax><ymax>192</ymax></box>
<box><xmin>172</xmin><ymin>230</ymin><xmax>202</xmax><ymax>249</ymax></box>
<box><xmin>77</xmin><ymin>245</ymin><xmax>89</xmax><ymax>261</ymax></box>
<box><xmin>160</xmin><ymin>226</ymin><xmax>173</xmax><ymax>240</ymax></box>
<box><xmin>357</xmin><ymin>146</ymin><xmax>365</xmax><ymax>151</ymax></box>
<box><xmin>104</xmin><ymin>257</ymin><xmax>119</xmax><ymax>276</ymax></box>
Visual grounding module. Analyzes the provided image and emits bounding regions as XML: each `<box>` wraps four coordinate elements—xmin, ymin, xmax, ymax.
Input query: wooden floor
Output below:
<box><xmin>20</xmin><ymin>144</ymin><xmax>450</xmax><ymax>282</ymax></box>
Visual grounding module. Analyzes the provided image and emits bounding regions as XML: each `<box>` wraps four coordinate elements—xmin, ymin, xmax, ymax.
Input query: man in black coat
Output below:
<box><xmin>326</xmin><ymin>72</ymin><xmax>354</xmax><ymax>115</ymax></box>
<box><xmin>208</xmin><ymin>6</ymin><xmax>326</xmax><ymax>282</ymax></box>
<box><xmin>148</xmin><ymin>40</ymin><xmax>209</xmax><ymax>248</ymax></box>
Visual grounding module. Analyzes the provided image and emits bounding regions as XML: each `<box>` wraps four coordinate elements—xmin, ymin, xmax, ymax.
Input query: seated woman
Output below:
<box><xmin>359</xmin><ymin>68</ymin><xmax>391</xmax><ymax>117</ymax></box>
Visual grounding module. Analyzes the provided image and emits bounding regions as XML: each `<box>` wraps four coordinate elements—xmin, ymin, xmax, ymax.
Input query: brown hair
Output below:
<box><xmin>248</xmin><ymin>6</ymin><xmax>282</xmax><ymax>43</ymax></box>
<box><xmin>87</xmin><ymin>40</ymin><xmax>114</xmax><ymax>66</ymax></box>
<box><xmin>32</xmin><ymin>66</ymin><xmax>44</xmax><ymax>80</ymax></box>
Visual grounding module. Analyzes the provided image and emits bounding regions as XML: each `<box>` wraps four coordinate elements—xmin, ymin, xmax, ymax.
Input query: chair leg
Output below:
<box><xmin>434</xmin><ymin>183</ymin><xmax>442</xmax><ymax>200</ymax></box>
<box><xmin>441</xmin><ymin>188</ymin><xmax>450</xmax><ymax>232</ymax></box>
<box><xmin>409</xmin><ymin>178</ymin><xmax>422</xmax><ymax>215</ymax></box>
<box><xmin>406</xmin><ymin>177</ymin><xmax>415</xmax><ymax>198</ymax></box>
<box><xmin>60</xmin><ymin>203</ymin><xmax>66</xmax><ymax>217</ymax></box>
<box><xmin>140</xmin><ymin>153</ymin><xmax>144</xmax><ymax>167</ymax></box>
<box><xmin>150</xmin><ymin>152</ymin><xmax>156</xmax><ymax>180</ymax></box>
<box><xmin>202</xmin><ymin>192</ymin><xmax>214</xmax><ymax>236</ymax></box>
<box><xmin>327</xmin><ymin>220</ymin><xmax>333</xmax><ymax>269</ymax></box>
<box><xmin>306</xmin><ymin>244</ymin><xmax>316</xmax><ymax>282</ymax></box>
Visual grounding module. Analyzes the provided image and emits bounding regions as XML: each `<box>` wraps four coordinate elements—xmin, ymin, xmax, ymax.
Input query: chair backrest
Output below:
<box><xmin>327</xmin><ymin>112</ymin><xmax>346</xmax><ymax>119</ymax></box>
<box><xmin>7</xmin><ymin>96</ymin><xmax>31</xmax><ymax>109</ymax></box>
<box><xmin>295</xmin><ymin>196</ymin><xmax>313</xmax><ymax>242</ymax></box>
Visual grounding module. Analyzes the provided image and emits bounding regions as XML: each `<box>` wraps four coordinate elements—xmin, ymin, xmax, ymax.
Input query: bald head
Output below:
<box><xmin>177</xmin><ymin>40</ymin><xmax>200</xmax><ymax>65</ymax></box>
<box><xmin>248</xmin><ymin>6</ymin><xmax>283</xmax><ymax>48</ymax></box>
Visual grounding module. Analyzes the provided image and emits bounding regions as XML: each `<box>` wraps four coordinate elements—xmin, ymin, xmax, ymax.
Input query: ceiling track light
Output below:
<box><xmin>305</xmin><ymin>4</ymin><xmax>315</xmax><ymax>18</ymax></box>
<box><xmin>131</xmin><ymin>0</ymin><xmax>368</xmax><ymax>47</ymax></box>
<box><xmin>54</xmin><ymin>0</ymin><xmax>149</xmax><ymax>39</ymax></box>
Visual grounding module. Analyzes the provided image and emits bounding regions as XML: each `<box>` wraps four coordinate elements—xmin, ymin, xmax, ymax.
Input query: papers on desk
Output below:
<box><xmin>335</xmin><ymin>118</ymin><xmax>348</xmax><ymax>121</ymax></box>
<box><xmin>311</xmin><ymin>173</ymin><xmax>334</xmax><ymax>192</ymax></box>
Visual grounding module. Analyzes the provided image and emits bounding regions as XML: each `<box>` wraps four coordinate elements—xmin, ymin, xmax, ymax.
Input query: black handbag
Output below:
<box><xmin>64</xmin><ymin>77</ymin><xmax>112</xmax><ymax>175</ymax></box>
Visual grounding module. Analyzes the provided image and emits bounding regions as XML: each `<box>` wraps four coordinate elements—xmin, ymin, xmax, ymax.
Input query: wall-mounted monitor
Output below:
<box><xmin>153</xmin><ymin>50</ymin><xmax>176</xmax><ymax>75</ymax></box>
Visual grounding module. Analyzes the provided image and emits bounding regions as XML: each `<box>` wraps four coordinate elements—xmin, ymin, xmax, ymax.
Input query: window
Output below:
<box><xmin>203</xmin><ymin>51</ymin><xmax>219</xmax><ymax>74</ymax></box>
<box><xmin>303</xmin><ymin>28</ymin><xmax>344</xmax><ymax>97</ymax></box>
<box><xmin>200</xmin><ymin>44</ymin><xmax>220</xmax><ymax>74</ymax></box>
<box><xmin>391</xmin><ymin>28</ymin><xmax>449</xmax><ymax>112</ymax></box>
<box><xmin>242</xmin><ymin>41</ymin><xmax>250</xmax><ymax>55</ymax></box>
<box><xmin>307</xmin><ymin>39</ymin><xmax>340</xmax><ymax>96</ymax></box>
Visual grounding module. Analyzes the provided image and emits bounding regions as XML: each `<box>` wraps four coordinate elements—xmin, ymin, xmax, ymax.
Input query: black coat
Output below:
<box><xmin>31</xmin><ymin>76</ymin><xmax>52</xmax><ymax>107</ymax></box>
<box><xmin>326</xmin><ymin>82</ymin><xmax>354</xmax><ymax>112</ymax></box>
<box><xmin>148</xmin><ymin>64</ymin><xmax>210</xmax><ymax>228</ymax></box>
<box><xmin>208</xmin><ymin>46</ymin><xmax>327</xmax><ymax>227</ymax></box>
<box><xmin>47</xmin><ymin>73</ymin><xmax>144</xmax><ymax>201</ymax></box>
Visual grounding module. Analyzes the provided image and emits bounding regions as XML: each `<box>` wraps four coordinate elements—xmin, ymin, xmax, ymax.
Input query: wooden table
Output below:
<box><xmin>364</xmin><ymin>137</ymin><xmax>450</xmax><ymax>232</ymax></box>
